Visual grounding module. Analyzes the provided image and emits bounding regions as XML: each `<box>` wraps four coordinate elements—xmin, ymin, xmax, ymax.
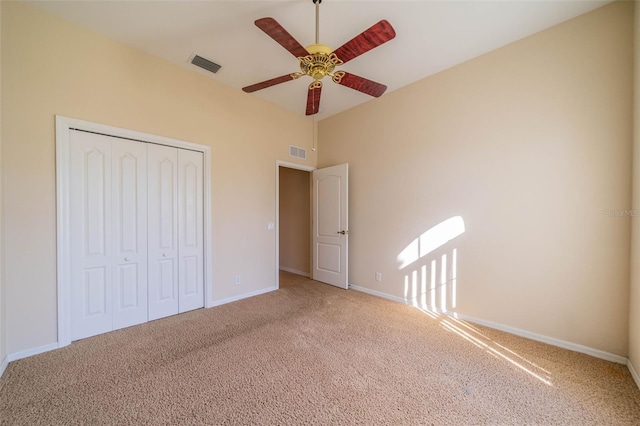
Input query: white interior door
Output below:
<box><xmin>111</xmin><ymin>139</ymin><xmax>148</xmax><ymax>330</ymax></box>
<box><xmin>148</xmin><ymin>144</ymin><xmax>179</xmax><ymax>321</ymax></box>
<box><xmin>70</xmin><ymin>131</ymin><xmax>113</xmax><ymax>340</ymax></box>
<box><xmin>312</xmin><ymin>163</ymin><xmax>349</xmax><ymax>289</ymax></box>
<box><xmin>178</xmin><ymin>149</ymin><xmax>204</xmax><ymax>312</ymax></box>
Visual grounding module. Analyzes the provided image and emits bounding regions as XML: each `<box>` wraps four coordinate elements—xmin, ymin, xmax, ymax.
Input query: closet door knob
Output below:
<box><xmin>124</xmin><ymin>257</ymin><xmax>131</xmax><ymax>262</ymax></box>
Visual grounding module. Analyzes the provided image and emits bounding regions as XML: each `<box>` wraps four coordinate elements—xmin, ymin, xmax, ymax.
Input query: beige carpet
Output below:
<box><xmin>1</xmin><ymin>271</ymin><xmax>640</xmax><ymax>425</ymax></box>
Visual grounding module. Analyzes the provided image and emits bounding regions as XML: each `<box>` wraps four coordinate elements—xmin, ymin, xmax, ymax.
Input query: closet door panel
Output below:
<box><xmin>178</xmin><ymin>150</ymin><xmax>204</xmax><ymax>312</ymax></box>
<box><xmin>112</xmin><ymin>139</ymin><xmax>148</xmax><ymax>330</ymax></box>
<box><xmin>148</xmin><ymin>144</ymin><xmax>179</xmax><ymax>320</ymax></box>
<box><xmin>69</xmin><ymin>131</ymin><xmax>113</xmax><ymax>341</ymax></box>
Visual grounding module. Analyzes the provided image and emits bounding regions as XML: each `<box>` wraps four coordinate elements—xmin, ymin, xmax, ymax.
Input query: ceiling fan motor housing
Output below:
<box><xmin>298</xmin><ymin>44</ymin><xmax>343</xmax><ymax>81</ymax></box>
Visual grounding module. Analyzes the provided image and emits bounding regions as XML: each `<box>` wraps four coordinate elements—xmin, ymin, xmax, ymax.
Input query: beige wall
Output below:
<box><xmin>630</xmin><ymin>0</ymin><xmax>640</xmax><ymax>371</ymax></box>
<box><xmin>279</xmin><ymin>167</ymin><xmax>311</xmax><ymax>275</ymax></box>
<box><xmin>319</xmin><ymin>1</ymin><xmax>633</xmax><ymax>356</ymax></box>
<box><xmin>1</xmin><ymin>2</ymin><xmax>316</xmax><ymax>354</ymax></box>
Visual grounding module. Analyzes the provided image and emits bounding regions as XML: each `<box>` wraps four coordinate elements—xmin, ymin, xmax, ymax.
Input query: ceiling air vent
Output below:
<box><xmin>289</xmin><ymin>145</ymin><xmax>307</xmax><ymax>160</ymax></box>
<box><xmin>191</xmin><ymin>55</ymin><xmax>221</xmax><ymax>74</ymax></box>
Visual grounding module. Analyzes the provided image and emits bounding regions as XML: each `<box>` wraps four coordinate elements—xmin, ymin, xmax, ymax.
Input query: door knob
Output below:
<box><xmin>163</xmin><ymin>253</ymin><xmax>168</xmax><ymax>257</ymax></box>
<box><xmin>337</xmin><ymin>230</ymin><xmax>348</xmax><ymax>235</ymax></box>
<box><xmin>124</xmin><ymin>257</ymin><xmax>131</xmax><ymax>262</ymax></box>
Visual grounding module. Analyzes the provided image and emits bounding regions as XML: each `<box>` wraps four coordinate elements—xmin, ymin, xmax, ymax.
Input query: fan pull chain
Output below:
<box><xmin>312</xmin><ymin>115</ymin><xmax>317</xmax><ymax>152</ymax></box>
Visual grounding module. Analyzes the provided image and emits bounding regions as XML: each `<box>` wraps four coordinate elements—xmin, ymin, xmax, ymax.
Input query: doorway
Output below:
<box><xmin>279</xmin><ymin>166</ymin><xmax>311</xmax><ymax>281</ymax></box>
<box><xmin>275</xmin><ymin>161</ymin><xmax>314</xmax><ymax>288</ymax></box>
<box><xmin>275</xmin><ymin>160</ymin><xmax>350</xmax><ymax>289</ymax></box>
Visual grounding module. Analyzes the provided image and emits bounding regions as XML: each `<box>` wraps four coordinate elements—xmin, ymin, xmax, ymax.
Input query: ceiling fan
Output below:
<box><xmin>242</xmin><ymin>0</ymin><xmax>396</xmax><ymax>116</ymax></box>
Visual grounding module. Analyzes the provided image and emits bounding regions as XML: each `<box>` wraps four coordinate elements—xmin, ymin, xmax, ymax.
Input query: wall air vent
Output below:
<box><xmin>289</xmin><ymin>145</ymin><xmax>307</xmax><ymax>160</ymax></box>
<box><xmin>190</xmin><ymin>55</ymin><xmax>221</xmax><ymax>74</ymax></box>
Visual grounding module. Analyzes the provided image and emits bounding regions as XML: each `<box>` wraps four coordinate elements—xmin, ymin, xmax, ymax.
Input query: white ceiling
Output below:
<box><xmin>26</xmin><ymin>0</ymin><xmax>611</xmax><ymax>120</ymax></box>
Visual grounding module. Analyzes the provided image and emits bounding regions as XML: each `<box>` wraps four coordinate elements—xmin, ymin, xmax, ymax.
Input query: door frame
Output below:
<box><xmin>56</xmin><ymin>115</ymin><xmax>213</xmax><ymax>347</ymax></box>
<box><xmin>275</xmin><ymin>160</ymin><xmax>315</xmax><ymax>288</ymax></box>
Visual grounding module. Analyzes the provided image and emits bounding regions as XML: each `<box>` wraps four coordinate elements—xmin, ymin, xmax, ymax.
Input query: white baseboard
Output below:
<box><xmin>0</xmin><ymin>342</ymin><xmax>61</xmax><ymax>379</ymax></box>
<box><xmin>628</xmin><ymin>360</ymin><xmax>640</xmax><ymax>389</ymax></box>
<box><xmin>452</xmin><ymin>312</ymin><xmax>627</xmax><ymax>365</ymax></box>
<box><xmin>8</xmin><ymin>342</ymin><xmax>60</xmax><ymax>363</ymax></box>
<box><xmin>0</xmin><ymin>354</ymin><xmax>8</xmax><ymax>378</ymax></box>
<box><xmin>209</xmin><ymin>286</ymin><xmax>277</xmax><ymax>308</ymax></box>
<box><xmin>0</xmin><ymin>288</ymin><xmax>278</xmax><ymax>379</ymax></box>
<box><xmin>349</xmin><ymin>284</ymin><xmax>627</xmax><ymax>365</ymax></box>
<box><xmin>279</xmin><ymin>267</ymin><xmax>310</xmax><ymax>278</ymax></box>
<box><xmin>349</xmin><ymin>284</ymin><xmax>407</xmax><ymax>304</ymax></box>
<box><xmin>2</xmin><ymin>285</ymin><xmax>636</xmax><ymax>387</ymax></box>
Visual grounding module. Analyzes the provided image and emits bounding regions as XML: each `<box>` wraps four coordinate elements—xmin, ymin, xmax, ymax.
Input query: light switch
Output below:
<box><xmin>267</xmin><ymin>222</ymin><xmax>275</xmax><ymax>230</ymax></box>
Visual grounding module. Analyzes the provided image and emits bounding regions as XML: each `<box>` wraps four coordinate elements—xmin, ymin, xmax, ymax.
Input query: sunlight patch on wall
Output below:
<box><xmin>397</xmin><ymin>216</ymin><xmax>465</xmax><ymax>270</ymax></box>
<box><xmin>404</xmin><ymin>249</ymin><xmax>458</xmax><ymax>313</ymax></box>
<box><xmin>400</xmin><ymin>216</ymin><xmax>465</xmax><ymax>313</ymax></box>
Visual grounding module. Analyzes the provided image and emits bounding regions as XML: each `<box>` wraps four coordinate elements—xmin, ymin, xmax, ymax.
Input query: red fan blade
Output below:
<box><xmin>255</xmin><ymin>17</ymin><xmax>309</xmax><ymax>58</ymax></box>
<box><xmin>333</xmin><ymin>20</ymin><xmax>396</xmax><ymax>64</ymax></box>
<box><xmin>242</xmin><ymin>74</ymin><xmax>295</xmax><ymax>93</ymax></box>
<box><xmin>306</xmin><ymin>84</ymin><xmax>322</xmax><ymax>116</ymax></box>
<box><xmin>335</xmin><ymin>72</ymin><xmax>387</xmax><ymax>98</ymax></box>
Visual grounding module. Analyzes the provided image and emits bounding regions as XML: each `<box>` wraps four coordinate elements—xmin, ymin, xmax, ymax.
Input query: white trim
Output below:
<box><xmin>627</xmin><ymin>360</ymin><xmax>640</xmax><ymax>389</ymax></box>
<box><xmin>203</xmin><ymin>141</ymin><xmax>213</xmax><ymax>309</ymax></box>
<box><xmin>0</xmin><ymin>285</ymin><xmax>269</xmax><ymax>376</ymax></box>
<box><xmin>277</xmin><ymin>160</ymin><xmax>315</xmax><ymax>171</ymax></box>
<box><xmin>55</xmin><ymin>115</ymin><xmax>213</xmax><ymax>347</ymax></box>
<box><xmin>0</xmin><ymin>342</ymin><xmax>61</xmax><ymax>378</ymax></box>
<box><xmin>279</xmin><ymin>267</ymin><xmax>310</xmax><ymax>278</ymax></box>
<box><xmin>8</xmin><ymin>342</ymin><xmax>60</xmax><ymax>363</ymax></box>
<box><xmin>275</xmin><ymin>160</ymin><xmax>315</xmax><ymax>289</ymax></box>
<box><xmin>56</xmin><ymin>118</ymin><xmax>72</xmax><ymax>347</ymax></box>
<box><xmin>209</xmin><ymin>286</ymin><xmax>277</xmax><ymax>307</ymax></box>
<box><xmin>349</xmin><ymin>284</ymin><xmax>408</xmax><ymax>304</ymax></box>
<box><xmin>0</xmin><ymin>354</ymin><xmax>8</xmax><ymax>378</ymax></box>
<box><xmin>2</xmin><ymin>286</ymin><xmax>636</xmax><ymax>383</ymax></box>
<box><xmin>452</xmin><ymin>312</ymin><xmax>627</xmax><ymax>365</ymax></box>
<box><xmin>349</xmin><ymin>284</ymin><xmax>627</xmax><ymax>365</ymax></box>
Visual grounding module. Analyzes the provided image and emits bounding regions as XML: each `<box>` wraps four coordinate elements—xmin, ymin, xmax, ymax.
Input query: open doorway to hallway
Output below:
<box><xmin>278</xmin><ymin>166</ymin><xmax>312</xmax><ymax>284</ymax></box>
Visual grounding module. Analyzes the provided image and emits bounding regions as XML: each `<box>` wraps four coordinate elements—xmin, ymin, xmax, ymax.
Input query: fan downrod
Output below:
<box><xmin>290</xmin><ymin>0</ymin><xmax>345</xmax><ymax>87</ymax></box>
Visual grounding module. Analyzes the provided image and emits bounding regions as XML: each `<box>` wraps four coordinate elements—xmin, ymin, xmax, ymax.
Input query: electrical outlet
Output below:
<box><xmin>375</xmin><ymin>272</ymin><xmax>382</xmax><ymax>282</ymax></box>
<box><xmin>234</xmin><ymin>275</ymin><xmax>241</xmax><ymax>285</ymax></box>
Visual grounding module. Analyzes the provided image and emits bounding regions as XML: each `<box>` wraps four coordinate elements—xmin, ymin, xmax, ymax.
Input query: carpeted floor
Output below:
<box><xmin>1</xmin><ymin>271</ymin><xmax>640</xmax><ymax>425</ymax></box>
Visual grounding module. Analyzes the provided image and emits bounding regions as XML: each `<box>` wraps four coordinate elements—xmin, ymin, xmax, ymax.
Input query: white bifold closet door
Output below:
<box><xmin>177</xmin><ymin>149</ymin><xmax>205</xmax><ymax>313</ymax></box>
<box><xmin>69</xmin><ymin>130</ymin><xmax>203</xmax><ymax>342</ymax></box>
<box><xmin>147</xmin><ymin>144</ymin><xmax>179</xmax><ymax>321</ymax></box>
<box><xmin>147</xmin><ymin>145</ymin><xmax>204</xmax><ymax>320</ymax></box>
